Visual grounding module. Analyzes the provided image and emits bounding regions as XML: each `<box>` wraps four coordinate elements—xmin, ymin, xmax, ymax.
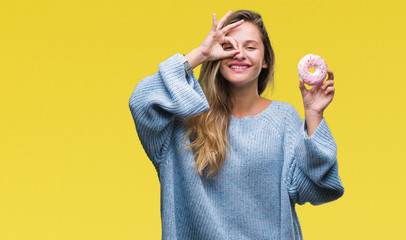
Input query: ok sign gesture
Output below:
<box><xmin>198</xmin><ymin>10</ymin><xmax>245</xmax><ymax>61</ymax></box>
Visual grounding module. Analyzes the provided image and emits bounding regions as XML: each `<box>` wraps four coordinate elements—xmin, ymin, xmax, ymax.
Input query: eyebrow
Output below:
<box><xmin>224</xmin><ymin>40</ymin><xmax>259</xmax><ymax>46</ymax></box>
<box><xmin>244</xmin><ymin>40</ymin><xmax>259</xmax><ymax>44</ymax></box>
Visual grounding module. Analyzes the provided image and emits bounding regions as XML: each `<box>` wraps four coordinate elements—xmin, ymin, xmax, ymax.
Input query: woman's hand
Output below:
<box><xmin>299</xmin><ymin>70</ymin><xmax>335</xmax><ymax>115</ymax></box>
<box><xmin>299</xmin><ymin>70</ymin><xmax>335</xmax><ymax>136</ymax></box>
<box><xmin>185</xmin><ymin>11</ymin><xmax>244</xmax><ymax>68</ymax></box>
<box><xmin>197</xmin><ymin>10</ymin><xmax>245</xmax><ymax>61</ymax></box>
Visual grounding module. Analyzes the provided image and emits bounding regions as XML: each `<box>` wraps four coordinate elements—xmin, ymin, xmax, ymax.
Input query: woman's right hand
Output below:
<box><xmin>185</xmin><ymin>11</ymin><xmax>245</xmax><ymax>68</ymax></box>
<box><xmin>198</xmin><ymin>10</ymin><xmax>244</xmax><ymax>61</ymax></box>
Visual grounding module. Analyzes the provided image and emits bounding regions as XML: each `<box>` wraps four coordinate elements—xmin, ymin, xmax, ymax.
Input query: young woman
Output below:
<box><xmin>129</xmin><ymin>9</ymin><xmax>344</xmax><ymax>240</ymax></box>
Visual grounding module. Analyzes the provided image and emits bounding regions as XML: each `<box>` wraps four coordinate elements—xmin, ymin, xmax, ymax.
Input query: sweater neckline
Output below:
<box><xmin>230</xmin><ymin>100</ymin><xmax>275</xmax><ymax>121</ymax></box>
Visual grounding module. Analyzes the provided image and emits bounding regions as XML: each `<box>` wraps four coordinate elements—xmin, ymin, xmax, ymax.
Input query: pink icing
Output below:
<box><xmin>297</xmin><ymin>54</ymin><xmax>328</xmax><ymax>86</ymax></box>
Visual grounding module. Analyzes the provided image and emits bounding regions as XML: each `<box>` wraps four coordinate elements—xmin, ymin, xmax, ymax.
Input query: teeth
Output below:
<box><xmin>231</xmin><ymin>65</ymin><xmax>248</xmax><ymax>69</ymax></box>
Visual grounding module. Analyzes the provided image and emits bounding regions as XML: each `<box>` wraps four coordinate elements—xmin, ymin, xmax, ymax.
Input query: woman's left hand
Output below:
<box><xmin>299</xmin><ymin>69</ymin><xmax>335</xmax><ymax>115</ymax></box>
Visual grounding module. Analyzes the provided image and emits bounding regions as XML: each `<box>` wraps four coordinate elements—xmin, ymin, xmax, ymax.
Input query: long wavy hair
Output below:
<box><xmin>184</xmin><ymin>10</ymin><xmax>276</xmax><ymax>179</ymax></box>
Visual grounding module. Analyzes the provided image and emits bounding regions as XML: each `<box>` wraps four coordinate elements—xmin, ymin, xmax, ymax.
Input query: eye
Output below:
<box><xmin>247</xmin><ymin>47</ymin><xmax>256</xmax><ymax>50</ymax></box>
<box><xmin>223</xmin><ymin>46</ymin><xmax>234</xmax><ymax>50</ymax></box>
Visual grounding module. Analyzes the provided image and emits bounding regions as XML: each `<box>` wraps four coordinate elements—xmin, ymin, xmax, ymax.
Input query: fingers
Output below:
<box><xmin>321</xmin><ymin>71</ymin><xmax>335</xmax><ymax>95</ymax></box>
<box><xmin>223</xmin><ymin>36</ymin><xmax>239</xmax><ymax>51</ymax></box>
<box><xmin>211</xmin><ymin>13</ymin><xmax>218</xmax><ymax>32</ymax></box>
<box><xmin>221</xmin><ymin>19</ymin><xmax>244</xmax><ymax>33</ymax></box>
<box><xmin>223</xmin><ymin>50</ymin><xmax>241</xmax><ymax>58</ymax></box>
<box><xmin>217</xmin><ymin>10</ymin><xmax>232</xmax><ymax>30</ymax></box>
<box><xmin>321</xmin><ymin>80</ymin><xmax>335</xmax><ymax>95</ymax></box>
<box><xmin>321</xmin><ymin>69</ymin><xmax>334</xmax><ymax>92</ymax></box>
<box><xmin>324</xmin><ymin>86</ymin><xmax>335</xmax><ymax>96</ymax></box>
<box><xmin>321</xmin><ymin>69</ymin><xmax>334</xmax><ymax>89</ymax></box>
<box><xmin>322</xmin><ymin>79</ymin><xmax>334</xmax><ymax>90</ymax></box>
<box><xmin>223</xmin><ymin>37</ymin><xmax>241</xmax><ymax>59</ymax></box>
<box><xmin>327</xmin><ymin>69</ymin><xmax>334</xmax><ymax>80</ymax></box>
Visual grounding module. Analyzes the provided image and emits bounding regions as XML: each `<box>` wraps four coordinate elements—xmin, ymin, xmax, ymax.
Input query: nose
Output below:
<box><xmin>233</xmin><ymin>45</ymin><xmax>246</xmax><ymax>60</ymax></box>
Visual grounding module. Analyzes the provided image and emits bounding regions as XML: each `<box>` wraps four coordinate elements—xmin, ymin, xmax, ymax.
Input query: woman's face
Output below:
<box><xmin>219</xmin><ymin>22</ymin><xmax>268</xmax><ymax>88</ymax></box>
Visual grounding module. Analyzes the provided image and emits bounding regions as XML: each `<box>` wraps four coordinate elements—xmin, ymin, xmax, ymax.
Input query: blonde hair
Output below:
<box><xmin>184</xmin><ymin>10</ymin><xmax>276</xmax><ymax>179</ymax></box>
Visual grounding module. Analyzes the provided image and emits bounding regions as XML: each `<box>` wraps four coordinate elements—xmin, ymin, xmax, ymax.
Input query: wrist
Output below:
<box><xmin>185</xmin><ymin>47</ymin><xmax>209</xmax><ymax>69</ymax></box>
<box><xmin>305</xmin><ymin>110</ymin><xmax>323</xmax><ymax>120</ymax></box>
<box><xmin>304</xmin><ymin>110</ymin><xmax>323</xmax><ymax>137</ymax></box>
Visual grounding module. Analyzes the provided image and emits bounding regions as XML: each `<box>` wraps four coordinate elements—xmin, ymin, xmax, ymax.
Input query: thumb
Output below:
<box><xmin>299</xmin><ymin>79</ymin><xmax>308</xmax><ymax>96</ymax></box>
<box><xmin>224</xmin><ymin>50</ymin><xmax>240</xmax><ymax>58</ymax></box>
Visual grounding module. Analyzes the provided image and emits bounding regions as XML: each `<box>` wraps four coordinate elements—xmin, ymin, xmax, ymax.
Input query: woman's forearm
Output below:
<box><xmin>185</xmin><ymin>47</ymin><xmax>209</xmax><ymax>69</ymax></box>
<box><xmin>304</xmin><ymin>110</ymin><xmax>323</xmax><ymax>137</ymax></box>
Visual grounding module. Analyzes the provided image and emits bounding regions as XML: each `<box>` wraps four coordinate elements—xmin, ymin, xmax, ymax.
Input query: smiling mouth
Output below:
<box><xmin>229</xmin><ymin>65</ymin><xmax>251</xmax><ymax>72</ymax></box>
<box><xmin>230</xmin><ymin>65</ymin><xmax>249</xmax><ymax>69</ymax></box>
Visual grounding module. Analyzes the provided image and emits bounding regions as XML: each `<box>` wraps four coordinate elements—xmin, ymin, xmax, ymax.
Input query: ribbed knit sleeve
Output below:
<box><xmin>284</xmin><ymin>105</ymin><xmax>344</xmax><ymax>206</ymax></box>
<box><xmin>128</xmin><ymin>53</ymin><xmax>210</xmax><ymax>166</ymax></box>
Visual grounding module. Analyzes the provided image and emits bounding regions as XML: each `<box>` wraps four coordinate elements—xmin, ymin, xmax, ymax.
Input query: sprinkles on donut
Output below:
<box><xmin>297</xmin><ymin>54</ymin><xmax>328</xmax><ymax>86</ymax></box>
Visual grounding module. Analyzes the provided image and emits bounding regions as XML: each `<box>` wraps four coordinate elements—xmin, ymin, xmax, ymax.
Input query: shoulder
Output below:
<box><xmin>261</xmin><ymin>100</ymin><xmax>302</xmax><ymax>128</ymax></box>
<box><xmin>269</xmin><ymin>100</ymin><xmax>299</xmax><ymax>118</ymax></box>
<box><xmin>250</xmin><ymin>100</ymin><xmax>299</xmax><ymax>135</ymax></box>
<box><xmin>272</xmin><ymin>100</ymin><xmax>294</xmax><ymax>110</ymax></box>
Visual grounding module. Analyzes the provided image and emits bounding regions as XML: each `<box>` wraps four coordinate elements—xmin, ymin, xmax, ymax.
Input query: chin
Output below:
<box><xmin>226</xmin><ymin>78</ymin><xmax>256</xmax><ymax>88</ymax></box>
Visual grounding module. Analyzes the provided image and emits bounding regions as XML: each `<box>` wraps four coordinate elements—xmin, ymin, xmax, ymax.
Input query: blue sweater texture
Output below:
<box><xmin>129</xmin><ymin>53</ymin><xmax>344</xmax><ymax>240</ymax></box>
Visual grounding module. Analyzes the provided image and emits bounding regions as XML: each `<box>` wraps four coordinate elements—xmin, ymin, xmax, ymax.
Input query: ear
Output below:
<box><xmin>262</xmin><ymin>61</ymin><xmax>268</xmax><ymax>69</ymax></box>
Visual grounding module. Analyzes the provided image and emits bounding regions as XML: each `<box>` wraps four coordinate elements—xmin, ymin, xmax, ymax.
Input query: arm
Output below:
<box><xmin>299</xmin><ymin>69</ymin><xmax>336</xmax><ymax>137</ymax></box>
<box><xmin>284</xmin><ymin>105</ymin><xmax>344</xmax><ymax>206</ymax></box>
<box><xmin>129</xmin><ymin>53</ymin><xmax>210</xmax><ymax>166</ymax></box>
<box><xmin>129</xmin><ymin>10</ymin><xmax>245</xmax><ymax>167</ymax></box>
<box><xmin>304</xmin><ymin>110</ymin><xmax>323</xmax><ymax>137</ymax></box>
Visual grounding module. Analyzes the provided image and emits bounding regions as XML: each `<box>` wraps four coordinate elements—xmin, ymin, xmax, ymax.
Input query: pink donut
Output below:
<box><xmin>297</xmin><ymin>54</ymin><xmax>328</xmax><ymax>86</ymax></box>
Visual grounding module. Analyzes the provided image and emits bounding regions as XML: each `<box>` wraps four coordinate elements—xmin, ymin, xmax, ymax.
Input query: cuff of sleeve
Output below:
<box><xmin>158</xmin><ymin>53</ymin><xmax>197</xmax><ymax>86</ymax></box>
<box><xmin>297</xmin><ymin>117</ymin><xmax>338</xmax><ymax>182</ymax></box>
<box><xmin>157</xmin><ymin>53</ymin><xmax>210</xmax><ymax>116</ymax></box>
<box><xmin>302</xmin><ymin>117</ymin><xmax>337</xmax><ymax>156</ymax></box>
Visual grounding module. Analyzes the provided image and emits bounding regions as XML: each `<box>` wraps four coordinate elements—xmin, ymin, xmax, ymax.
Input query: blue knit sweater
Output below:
<box><xmin>129</xmin><ymin>53</ymin><xmax>344</xmax><ymax>240</ymax></box>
